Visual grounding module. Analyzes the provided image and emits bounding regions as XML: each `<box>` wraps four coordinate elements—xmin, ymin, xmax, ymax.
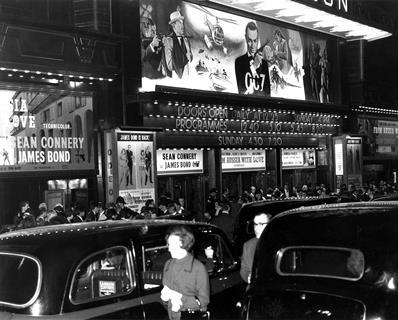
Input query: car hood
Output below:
<box><xmin>247</xmin><ymin>290</ymin><xmax>365</xmax><ymax>320</ymax></box>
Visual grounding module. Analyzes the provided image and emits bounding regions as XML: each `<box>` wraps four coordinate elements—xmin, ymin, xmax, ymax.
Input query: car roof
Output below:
<box><xmin>274</xmin><ymin>200</ymin><xmax>398</xmax><ymax>219</ymax></box>
<box><xmin>0</xmin><ymin>219</ymin><xmax>210</xmax><ymax>247</ymax></box>
<box><xmin>238</xmin><ymin>195</ymin><xmax>353</xmax><ymax>217</ymax></box>
<box><xmin>372</xmin><ymin>194</ymin><xmax>398</xmax><ymax>201</ymax></box>
<box><xmin>256</xmin><ymin>201</ymin><xmax>398</xmax><ymax>270</ymax></box>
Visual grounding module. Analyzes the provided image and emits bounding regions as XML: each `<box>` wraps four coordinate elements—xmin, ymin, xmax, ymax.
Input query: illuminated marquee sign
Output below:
<box><xmin>157</xmin><ymin>149</ymin><xmax>203</xmax><ymax>175</ymax></box>
<box><xmin>222</xmin><ymin>149</ymin><xmax>266</xmax><ymax>172</ymax></box>
<box><xmin>311</xmin><ymin>0</ymin><xmax>348</xmax><ymax>12</ymax></box>
<box><xmin>143</xmin><ymin>101</ymin><xmax>340</xmax><ymax>148</ymax></box>
<box><xmin>0</xmin><ymin>89</ymin><xmax>94</xmax><ymax>173</ymax></box>
<box><xmin>358</xmin><ymin>117</ymin><xmax>398</xmax><ymax>156</ymax></box>
<box><xmin>281</xmin><ymin>148</ymin><xmax>316</xmax><ymax>169</ymax></box>
<box><xmin>143</xmin><ymin>102</ymin><xmax>340</xmax><ymax>135</ymax></box>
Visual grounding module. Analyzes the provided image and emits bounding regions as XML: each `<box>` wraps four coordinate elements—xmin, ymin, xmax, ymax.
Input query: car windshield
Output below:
<box><xmin>277</xmin><ymin>246</ymin><xmax>364</xmax><ymax>280</ymax></box>
<box><xmin>0</xmin><ymin>252</ymin><xmax>41</xmax><ymax>308</ymax></box>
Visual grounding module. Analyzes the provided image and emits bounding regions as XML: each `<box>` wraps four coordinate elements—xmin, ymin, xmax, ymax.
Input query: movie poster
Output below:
<box><xmin>140</xmin><ymin>0</ymin><xmax>334</xmax><ymax>102</ymax></box>
<box><xmin>0</xmin><ymin>89</ymin><xmax>94</xmax><ymax>173</ymax></box>
<box><xmin>281</xmin><ymin>148</ymin><xmax>316</xmax><ymax>169</ymax></box>
<box><xmin>116</xmin><ymin>131</ymin><xmax>155</xmax><ymax>212</ymax></box>
<box><xmin>358</xmin><ymin>118</ymin><xmax>398</xmax><ymax>156</ymax></box>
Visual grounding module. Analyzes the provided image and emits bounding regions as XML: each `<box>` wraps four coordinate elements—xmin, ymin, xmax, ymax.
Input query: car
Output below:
<box><xmin>0</xmin><ymin>220</ymin><xmax>245</xmax><ymax>319</ymax></box>
<box><xmin>372</xmin><ymin>193</ymin><xmax>398</xmax><ymax>201</ymax></box>
<box><xmin>241</xmin><ymin>201</ymin><xmax>398</xmax><ymax>320</ymax></box>
<box><xmin>233</xmin><ymin>195</ymin><xmax>357</xmax><ymax>255</ymax></box>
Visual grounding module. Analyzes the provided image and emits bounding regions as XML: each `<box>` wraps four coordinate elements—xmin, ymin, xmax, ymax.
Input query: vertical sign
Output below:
<box><xmin>334</xmin><ymin>141</ymin><xmax>343</xmax><ymax>175</ymax></box>
<box><xmin>115</xmin><ymin>130</ymin><xmax>156</xmax><ymax>212</ymax></box>
<box><xmin>104</xmin><ymin>130</ymin><xmax>115</xmax><ymax>204</ymax></box>
<box><xmin>346</xmin><ymin>137</ymin><xmax>362</xmax><ymax>186</ymax></box>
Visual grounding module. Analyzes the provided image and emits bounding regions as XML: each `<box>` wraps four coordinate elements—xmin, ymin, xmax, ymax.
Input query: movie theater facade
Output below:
<box><xmin>133</xmin><ymin>0</ymin><xmax>392</xmax><ymax>213</ymax></box>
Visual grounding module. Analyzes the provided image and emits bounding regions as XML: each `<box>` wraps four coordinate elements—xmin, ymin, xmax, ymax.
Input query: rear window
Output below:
<box><xmin>69</xmin><ymin>246</ymin><xmax>135</xmax><ymax>304</ymax></box>
<box><xmin>276</xmin><ymin>246</ymin><xmax>364</xmax><ymax>280</ymax></box>
<box><xmin>0</xmin><ymin>252</ymin><xmax>42</xmax><ymax>308</ymax></box>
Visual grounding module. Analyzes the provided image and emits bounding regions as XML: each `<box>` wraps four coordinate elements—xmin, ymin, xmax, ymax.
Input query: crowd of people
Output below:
<box><xmin>2</xmin><ymin>179</ymin><xmax>397</xmax><ymax>235</ymax></box>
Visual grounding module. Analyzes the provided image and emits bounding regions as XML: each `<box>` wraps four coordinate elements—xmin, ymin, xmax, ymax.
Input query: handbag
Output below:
<box><xmin>180</xmin><ymin>296</ymin><xmax>210</xmax><ymax>320</ymax></box>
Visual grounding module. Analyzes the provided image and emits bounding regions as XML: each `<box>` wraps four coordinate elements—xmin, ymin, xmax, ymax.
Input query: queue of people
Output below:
<box><xmin>4</xmin><ymin>179</ymin><xmax>397</xmax><ymax>235</ymax></box>
<box><xmin>1</xmin><ymin>194</ymin><xmax>193</xmax><ymax>234</ymax></box>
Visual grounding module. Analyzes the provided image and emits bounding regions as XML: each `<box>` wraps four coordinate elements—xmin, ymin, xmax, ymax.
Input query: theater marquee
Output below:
<box><xmin>143</xmin><ymin>100</ymin><xmax>341</xmax><ymax>148</ymax></box>
<box><xmin>0</xmin><ymin>89</ymin><xmax>94</xmax><ymax>173</ymax></box>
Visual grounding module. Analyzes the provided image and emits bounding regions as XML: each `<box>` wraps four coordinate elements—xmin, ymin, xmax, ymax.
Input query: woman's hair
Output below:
<box><xmin>165</xmin><ymin>225</ymin><xmax>195</xmax><ymax>251</ymax></box>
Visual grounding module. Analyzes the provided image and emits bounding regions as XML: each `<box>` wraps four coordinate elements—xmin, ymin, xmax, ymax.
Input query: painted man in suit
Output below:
<box><xmin>235</xmin><ymin>21</ymin><xmax>270</xmax><ymax>96</ymax></box>
<box><xmin>163</xmin><ymin>8</ymin><xmax>193</xmax><ymax>79</ymax></box>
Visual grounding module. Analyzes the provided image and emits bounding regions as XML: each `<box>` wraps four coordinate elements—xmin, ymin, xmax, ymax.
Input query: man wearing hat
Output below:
<box><xmin>52</xmin><ymin>204</ymin><xmax>69</xmax><ymax>224</ymax></box>
<box><xmin>163</xmin><ymin>8</ymin><xmax>193</xmax><ymax>79</ymax></box>
<box><xmin>116</xmin><ymin>196</ymin><xmax>138</xmax><ymax>220</ymax></box>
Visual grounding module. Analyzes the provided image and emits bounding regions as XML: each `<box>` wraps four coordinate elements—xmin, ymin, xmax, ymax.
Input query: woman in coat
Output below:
<box><xmin>161</xmin><ymin>225</ymin><xmax>210</xmax><ymax>320</ymax></box>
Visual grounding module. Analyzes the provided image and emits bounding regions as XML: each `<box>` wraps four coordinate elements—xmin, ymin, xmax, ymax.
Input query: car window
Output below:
<box><xmin>276</xmin><ymin>246</ymin><xmax>364</xmax><ymax>280</ymax></box>
<box><xmin>69</xmin><ymin>246</ymin><xmax>134</xmax><ymax>304</ymax></box>
<box><xmin>0</xmin><ymin>253</ymin><xmax>41</xmax><ymax>308</ymax></box>
<box><xmin>140</xmin><ymin>243</ymin><xmax>171</xmax><ymax>290</ymax></box>
<box><xmin>193</xmin><ymin>233</ymin><xmax>236</xmax><ymax>275</ymax></box>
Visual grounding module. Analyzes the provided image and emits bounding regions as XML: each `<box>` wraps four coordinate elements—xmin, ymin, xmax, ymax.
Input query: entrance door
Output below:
<box><xmin>157</xmin><ymin>175</ymin><xmax>204</xmax><ymax>216</ymax></box>
<box><xmin>45</xmin><ymin>190</ymin><xmax>65</xmax><ymax>210</ymax></box>
<box><xmin>173</xmin><ymin>175</ymin><xmax>203</xmax><ymax>216</ymax></box>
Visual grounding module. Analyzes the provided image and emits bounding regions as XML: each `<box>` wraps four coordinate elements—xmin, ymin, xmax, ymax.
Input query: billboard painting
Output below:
<box><xmin>0</xmin><ymin>89</ymin><xmax>94</xmax><ymax>173</ymax></box>
<box><xmin>140</xmin><ymin>0</ymin><xmax>334</xmax><ymax>102</ymax></box>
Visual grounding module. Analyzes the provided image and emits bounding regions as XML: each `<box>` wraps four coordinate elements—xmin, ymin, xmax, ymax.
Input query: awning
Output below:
<box><xmin>208</xmin><ymin>0</ymin><xmax>392</xmax><ymax>41</ymax></box>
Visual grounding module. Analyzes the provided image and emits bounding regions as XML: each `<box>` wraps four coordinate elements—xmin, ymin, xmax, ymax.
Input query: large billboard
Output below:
<box><xmin>0</xmin><ymin>89</ymin><xmax>94</xmax><ymax>173</ymax></box>
<box><xmin>140</xmin><ymin>0</ymin><xmax>336</xmax><ymax>103</ymax></box>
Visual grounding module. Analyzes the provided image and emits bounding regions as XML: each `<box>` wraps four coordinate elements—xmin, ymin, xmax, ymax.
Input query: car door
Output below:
<box><xmin>134</xmin><ymin>235</ymin><xmax>170</xmax><ymax>320</ymax></box>
<box><xmin>192</xmin><ymin>228</ymin><xmax>246</xmax><ymax>319</ymax></box>
<box><xmin>64</xmin><ymin>245</ymin><xmax>145</xmax><ymax>319</ymax></box>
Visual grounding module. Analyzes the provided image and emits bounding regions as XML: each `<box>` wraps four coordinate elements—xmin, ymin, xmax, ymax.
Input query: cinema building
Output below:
<box><xmin>0</xmin><ymin>0</ymin><xmax>395</xmax><ymax>222</ymax></box>
<box><xmin>0</xmin><ymin>1</ymin><xmax>120</xmax><ymax>225</ymax></box>
<box><xmin>117</xmin><ymin>0</ymin><xmax>394</xmax><ymax>214</ymax></box>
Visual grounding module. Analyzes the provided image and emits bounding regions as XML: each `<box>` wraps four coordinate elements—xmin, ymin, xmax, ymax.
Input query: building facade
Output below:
<box><xmin>0</xmin><ymin>0</ymin><xmax>121</xmax><ymax>225</ymax></box>
<box><xmin>116</xmin><ymin>0</ymin><xmax>394</xmax><ymax>215</ymax></box>
<box><xmin>0</xmin><ymin>0</ymin><xmax>396</xmax><ymax>222</ymax></box>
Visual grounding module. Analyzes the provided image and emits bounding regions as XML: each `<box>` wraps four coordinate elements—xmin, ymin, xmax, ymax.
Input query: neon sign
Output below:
<box><xmin>313</xmin><ymin>0</ymin><xmax>348</xmax><ymax>13</ymax></box>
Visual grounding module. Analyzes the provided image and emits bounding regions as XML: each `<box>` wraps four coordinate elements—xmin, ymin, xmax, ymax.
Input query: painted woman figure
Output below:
<box><xmin>272</xmin><ymin>29</ymin><xmax>290</xmax><ymax>74</ymax></box>
<box><xmin>309</xmin><ymin>41</ymin><xmax>321</xmax><ymax>101</ymax></box>
<box><xmin>144</xmin><ymin>146</ymin><xmax>153</xmax><ymax>185</ymax></box>
<box><xmin>319</xmin><ymin>47</ymin><xmax>330</xmax><ymax>103</ymax></box>
<box><xmin>119</xmin><ymin>148</ymin><xmax>130</xmax><ymax>187</ymax></box>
